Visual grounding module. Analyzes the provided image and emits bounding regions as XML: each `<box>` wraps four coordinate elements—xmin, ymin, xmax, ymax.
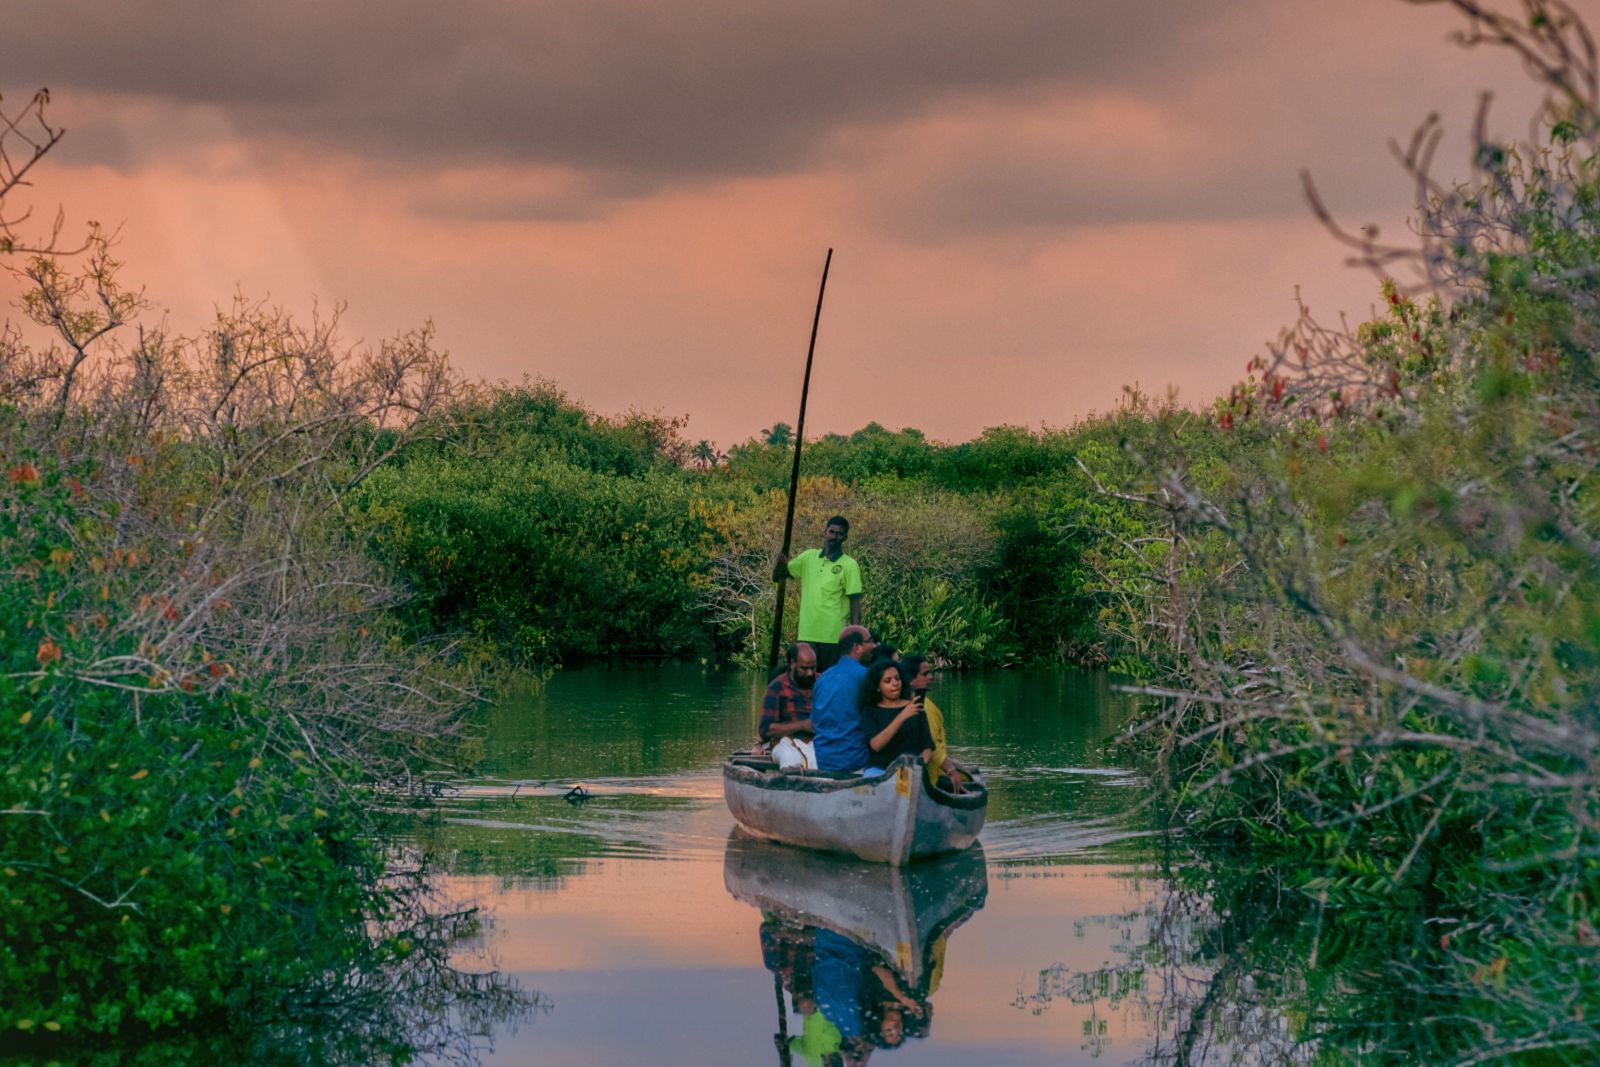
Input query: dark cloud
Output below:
<box><xmin>414</xmin><ymin>167</ymin><xmax>653</xmax><ymax>222</ymax></box>
<box><xmin>8</xmin><ymin>0</ymin><xmax>1248</xmax><ymax>182</ymax></box>
<box><xmin>862</xmin><ymin>106</ymin><xmax>1423</xmax><ymax>240</ymax></box>
<box><xmin>854</xmin><ymin>3</ymin><xmax>1553</xmax><ymax>242</ymax></box>
<box><xmin>5</xmin><ymin>0</ymin><xmax>1550</xmax><ymax>238</ymax></box>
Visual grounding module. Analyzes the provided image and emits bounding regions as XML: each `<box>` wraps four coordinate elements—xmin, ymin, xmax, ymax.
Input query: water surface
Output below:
<box><xmin>419</xmin><ymin>666</ymin><xmax>1197</xmax><ymax>1065</ymax></box>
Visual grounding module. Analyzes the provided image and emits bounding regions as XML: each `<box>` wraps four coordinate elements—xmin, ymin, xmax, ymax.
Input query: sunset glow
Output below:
<box><xmin>3</xmin><ymin>0</ymin><xmax>1544</xmax><ymax>445</ymax></box>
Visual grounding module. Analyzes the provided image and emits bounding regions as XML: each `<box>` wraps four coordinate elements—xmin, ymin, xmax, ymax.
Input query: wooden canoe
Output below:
<box><xmin>722</xmin><ymin>752</ymin><xmax>987</xmax><ymax>866</ymax></box>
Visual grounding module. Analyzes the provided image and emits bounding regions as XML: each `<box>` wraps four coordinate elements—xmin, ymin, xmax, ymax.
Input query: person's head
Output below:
<box><xmin>870</xmin><ymin>643</ymin><xmax>899</xmax><ymax>666</ymax></box>
<box><xmin>787</xmin><ymin>642</ymin><xmax>818</xmax><ymax>688</ymax></box>
<box><xmin>899</xmin><ymin>655</ymin><xmax>933</xmax><ymax>696</ymax></box>
<box><xmin>823</xmin><ymin>515</ymin><xmax>850</xmax><ymax>551</ymax></box>
<box><xmin>878</xmin><ymin>1006</ymin><xmax>906</xmax><ymax>1047</ymax></box>
<box><xmin>838</xmin><ymin>624</ymin><xmax>875</xmax><ymax>662</ymax></box>
<box><xmin>836</xmin><ymin>1037</ymin><xmax>875</xmax><ymax>1067</ymax></box>
<box><xmin>860</xmin><ymin>658</ymin><xmax>904</xmax><ymax>706</ymax></box>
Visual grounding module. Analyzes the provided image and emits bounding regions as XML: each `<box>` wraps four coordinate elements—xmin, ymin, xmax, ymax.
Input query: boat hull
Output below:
<box><xmin>722</xmin><ymin>753</ymin><xmax>987</xmax><ymax>866</ymax></box>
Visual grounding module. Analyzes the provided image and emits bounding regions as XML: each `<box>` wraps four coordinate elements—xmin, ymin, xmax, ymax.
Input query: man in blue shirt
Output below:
<box><xmin>810</xmin><ymin>625</ymin><xmax>877</xmax><ymax>772</ymax></box>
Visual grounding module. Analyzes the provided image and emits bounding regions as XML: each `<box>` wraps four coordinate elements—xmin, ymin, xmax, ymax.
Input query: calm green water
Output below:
<box><xmin>411</xmin><ymin>666</ymin><xmax>1225</xmax><ymax>1066</ymax></box>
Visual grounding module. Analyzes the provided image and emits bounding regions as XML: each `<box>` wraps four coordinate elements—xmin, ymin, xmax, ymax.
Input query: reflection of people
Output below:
<box><xmin>811</xmin><ymin>927</ymin><xmax>931</xmax><ymax>1060</ymax></box>
<box><xmin>761</xmin><ymin>915</ymin><xmax>816</xmax><ymax>1004</ymax></box>
<box><xmin>867</xmin><ymin>960</ymin><xmax>930</xmax><ymax>1049</ymax></box>
<box><xmin>733</xmin><ymin>840</ymin><xmax>985</xmax><ymax>1066</ymax></box>
<box><xmin>762</xmin><ymin>915</ymin><xmax>844</xmax><ymax>1066</ymax></box>
<box><xmin>812</xmin><ymin>927</ymin><xmax>871</xmax><ymax>1043</ymax></box>
<box><xmin>810</xmin><ymin>626</ymin><xmax>877</xmax><ymax>773</ymax></box>
<box><xmin>760</xmin><ymin>642</ymin><xmax>818</xmax><ymax>769</ymax></box>
<box><xmin>789</xmin><ymin>1002</ymin><xmax>842</xmax><ymax>1067</ymax></box>
<box><xmin>858</xmin><ymin>659</ymin><xmax>934</xmax><ymax>771</ymax></box>
<box><xmin>773</xmin><ymin>516</ymin><xmax>863</xmax><ymax>671</ymax></box>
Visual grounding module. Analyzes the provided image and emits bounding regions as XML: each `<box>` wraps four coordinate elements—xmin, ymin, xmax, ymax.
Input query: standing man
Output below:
<box><xmin>773</xmin><ymin>515</ymin><xmax>863</xmax><ymax>671</ymax></box>
<box><xmin>809</xmin><ymin>625</ymin><xmax>878</xmax><ymax>774</ymax></box>
<box><xmin>760</xmin><ymin>642</ymin><xmax>818</xmax><ymax>769</ymax></box>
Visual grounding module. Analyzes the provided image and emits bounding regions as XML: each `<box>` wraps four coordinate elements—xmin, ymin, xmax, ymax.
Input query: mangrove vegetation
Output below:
<box><xmin>2</xmin><ymin>1</ymin><xmax>1597</xmax><ymax>1062</ymax></box>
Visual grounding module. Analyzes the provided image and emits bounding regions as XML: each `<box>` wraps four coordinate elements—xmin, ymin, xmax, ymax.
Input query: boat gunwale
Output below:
<box><xmin>723</xmin><ymin>753</ymin><xmax>988</xmax><ymax>813</ymax></box>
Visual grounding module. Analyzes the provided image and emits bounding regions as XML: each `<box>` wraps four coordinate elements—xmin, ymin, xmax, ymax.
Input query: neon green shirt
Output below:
<box><xmin>786</xmin><ymin>548</ymin><xmax>863</xmax><ymax>643</ymax></box>
<box><xmin>789</xmin><ymin>1010</ymin><xmax>842</xmax><ymax>1064</ymax></box>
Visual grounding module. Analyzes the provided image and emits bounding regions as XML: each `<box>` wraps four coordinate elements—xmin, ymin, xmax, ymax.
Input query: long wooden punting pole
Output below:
<box><xmin>767</xmin><ymin>248</ymin><xmax>833</xmax><ymax>676</ymax></box>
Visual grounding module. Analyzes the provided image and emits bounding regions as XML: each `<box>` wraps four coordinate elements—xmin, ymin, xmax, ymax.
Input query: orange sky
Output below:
<box><xmin>2</xmin><ymin>0</ymin><xmax>1547</xmax><ymax>446</ymax></box>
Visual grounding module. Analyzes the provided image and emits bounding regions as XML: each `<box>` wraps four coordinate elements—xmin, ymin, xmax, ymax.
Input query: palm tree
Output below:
<box><xmin>762</xmin><ymin>422</ymin><xmax>793</xmax><ymax>447</ymax></box>
<box><xmin>691</xmin><ymin>439</ymin><xmax>717</xmax><ymax>470</ymax></box>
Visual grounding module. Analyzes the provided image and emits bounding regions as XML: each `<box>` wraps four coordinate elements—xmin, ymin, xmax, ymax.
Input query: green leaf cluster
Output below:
<box><xmin>0</xmin><ymin>458</ymin><xmax>392</xmax><ymax>1041</ymax></box>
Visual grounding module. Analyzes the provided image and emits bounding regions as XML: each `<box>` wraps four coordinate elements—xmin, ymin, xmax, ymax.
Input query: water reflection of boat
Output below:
<box><xmin>726</xmin><ymin>834</ymin><xmax>988</xmax><ymax>988</ymax></box>
<box><xmin>725</xmin><ymin>834</ymin><xmax>988</xmax><ymax>1062</ymax></box>
<box><xmin>722</xmin><ymin>752</ymin><xmax>988</xmax><ymax>865</ymax></box>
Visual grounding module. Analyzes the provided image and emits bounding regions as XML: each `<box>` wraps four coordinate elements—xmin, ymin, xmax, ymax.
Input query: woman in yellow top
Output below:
<box><xmin>898</xmin><ymin>655</ymin><xmax>969</xmax><ymax>794</ymax></box>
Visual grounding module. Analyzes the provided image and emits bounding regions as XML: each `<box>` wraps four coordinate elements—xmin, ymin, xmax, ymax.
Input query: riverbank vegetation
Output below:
<box><xmin>5</xmin><ymin>0</ymin><xmax>1597</xmax><ymax>1060</ymax></box>
<box><xmin>351</xmin><ymin>382</ymin><xmax>1203</xmax><ymax>670</ymax></box>
<box><xmin>0</xmin><ymin>94</ymin><xmax>527</xmax><ymax>1054</ymax></box>
<box><xmin>1096</xmin><ymin>3</ymin><xmax>1600</xmax><ymax>1060</ymax></box>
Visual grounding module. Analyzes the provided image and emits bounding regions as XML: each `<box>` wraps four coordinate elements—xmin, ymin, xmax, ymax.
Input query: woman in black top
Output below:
<box><xmin>858</xmin><ymin>658</ymin><xmax>934</xmax><ymax>770</ymax></box>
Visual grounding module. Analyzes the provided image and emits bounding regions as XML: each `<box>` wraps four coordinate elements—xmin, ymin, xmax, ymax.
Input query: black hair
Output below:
<box><xmin>826</xmin><ymin>515</ymin><xmax>850</xmax><ymax>535</ymax></box>
<box><xmin>859</xmin><ymin>658</ymin><xmax>903</xmax><ymax>707</ymax></box>
<box><xmin>838</xmin><ymin>628</ymin><xmax>869</xmax><ymax>655</ymax></box>
<box><xmin>898</xmin><ymin>655</ymin><xmax>929</xmax><ymax>693</ymax></box>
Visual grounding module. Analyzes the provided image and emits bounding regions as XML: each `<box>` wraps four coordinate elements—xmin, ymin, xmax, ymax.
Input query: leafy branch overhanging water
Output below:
<box><xmin>1092</xmin><ymin>2</ymin><xmax>1600</xmax><ymax>1061</ymax></box>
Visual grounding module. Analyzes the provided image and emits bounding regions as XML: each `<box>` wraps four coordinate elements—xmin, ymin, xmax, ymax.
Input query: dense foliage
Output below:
<box><xmin>9</xmin><ymin>3</ymin><xmax>1599</xmax><ymax>1062</ymax></box>
<box><xmin>353</xmin><ymin>384</ymin><xmax>1196</xmax><ymax>669</ymax></box>
<box><xmin>0</xmin><ymin>202</ymin><xmax>519</xmax><ymax>1050</ymax></box>
<box><xmin>1103</xmin><ymin>4</ymin><xmax>1600</xmax><ymax>1060</ymax></box>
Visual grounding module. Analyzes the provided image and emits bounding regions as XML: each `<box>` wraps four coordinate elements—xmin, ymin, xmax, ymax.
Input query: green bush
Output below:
<box><xmin>355</xmin><ymin>452</ymin><xmax>730</xmax><ymax>662</ymax></box>
<box><xmin>0</xmin><ymin>456</ymin><xmax>393</xmax><ymax>1038</ymax></box>
<box><xmin>1110</xmin><ymin>8</ymin><xmax>1600</xmax><ymax>1056</ymax></box>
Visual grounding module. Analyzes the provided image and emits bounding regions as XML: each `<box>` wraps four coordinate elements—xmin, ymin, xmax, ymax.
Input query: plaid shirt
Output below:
<box><xmin>759</xmin><ymin>672</ymin><xmax>813</xmax><ymax>740</ymax></box>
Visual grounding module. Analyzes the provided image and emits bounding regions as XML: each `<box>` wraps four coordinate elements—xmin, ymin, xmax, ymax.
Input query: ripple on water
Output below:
<box><xmin>447</xmin><ymin>771</ymin><xmax>725</xmax><ymax>802</ymax></box>
<box><xmin>980</xmin><ymin>811</ymin><xmax>1158</xmax><ymax>863</ymax></box>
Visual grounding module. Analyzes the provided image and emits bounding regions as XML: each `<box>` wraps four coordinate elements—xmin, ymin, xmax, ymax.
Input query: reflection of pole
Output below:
<box><xmin>773</xmin><ymin>970</ymin><xmax>793</xmax><ymax>1067</ymax></box>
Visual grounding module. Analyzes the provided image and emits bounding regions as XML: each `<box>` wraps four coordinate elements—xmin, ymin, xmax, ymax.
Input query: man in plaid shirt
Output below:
<box><xmin>761</xmin><ymin>642</ymin><xmax>818</xmax><ymax>768</ymax></box>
